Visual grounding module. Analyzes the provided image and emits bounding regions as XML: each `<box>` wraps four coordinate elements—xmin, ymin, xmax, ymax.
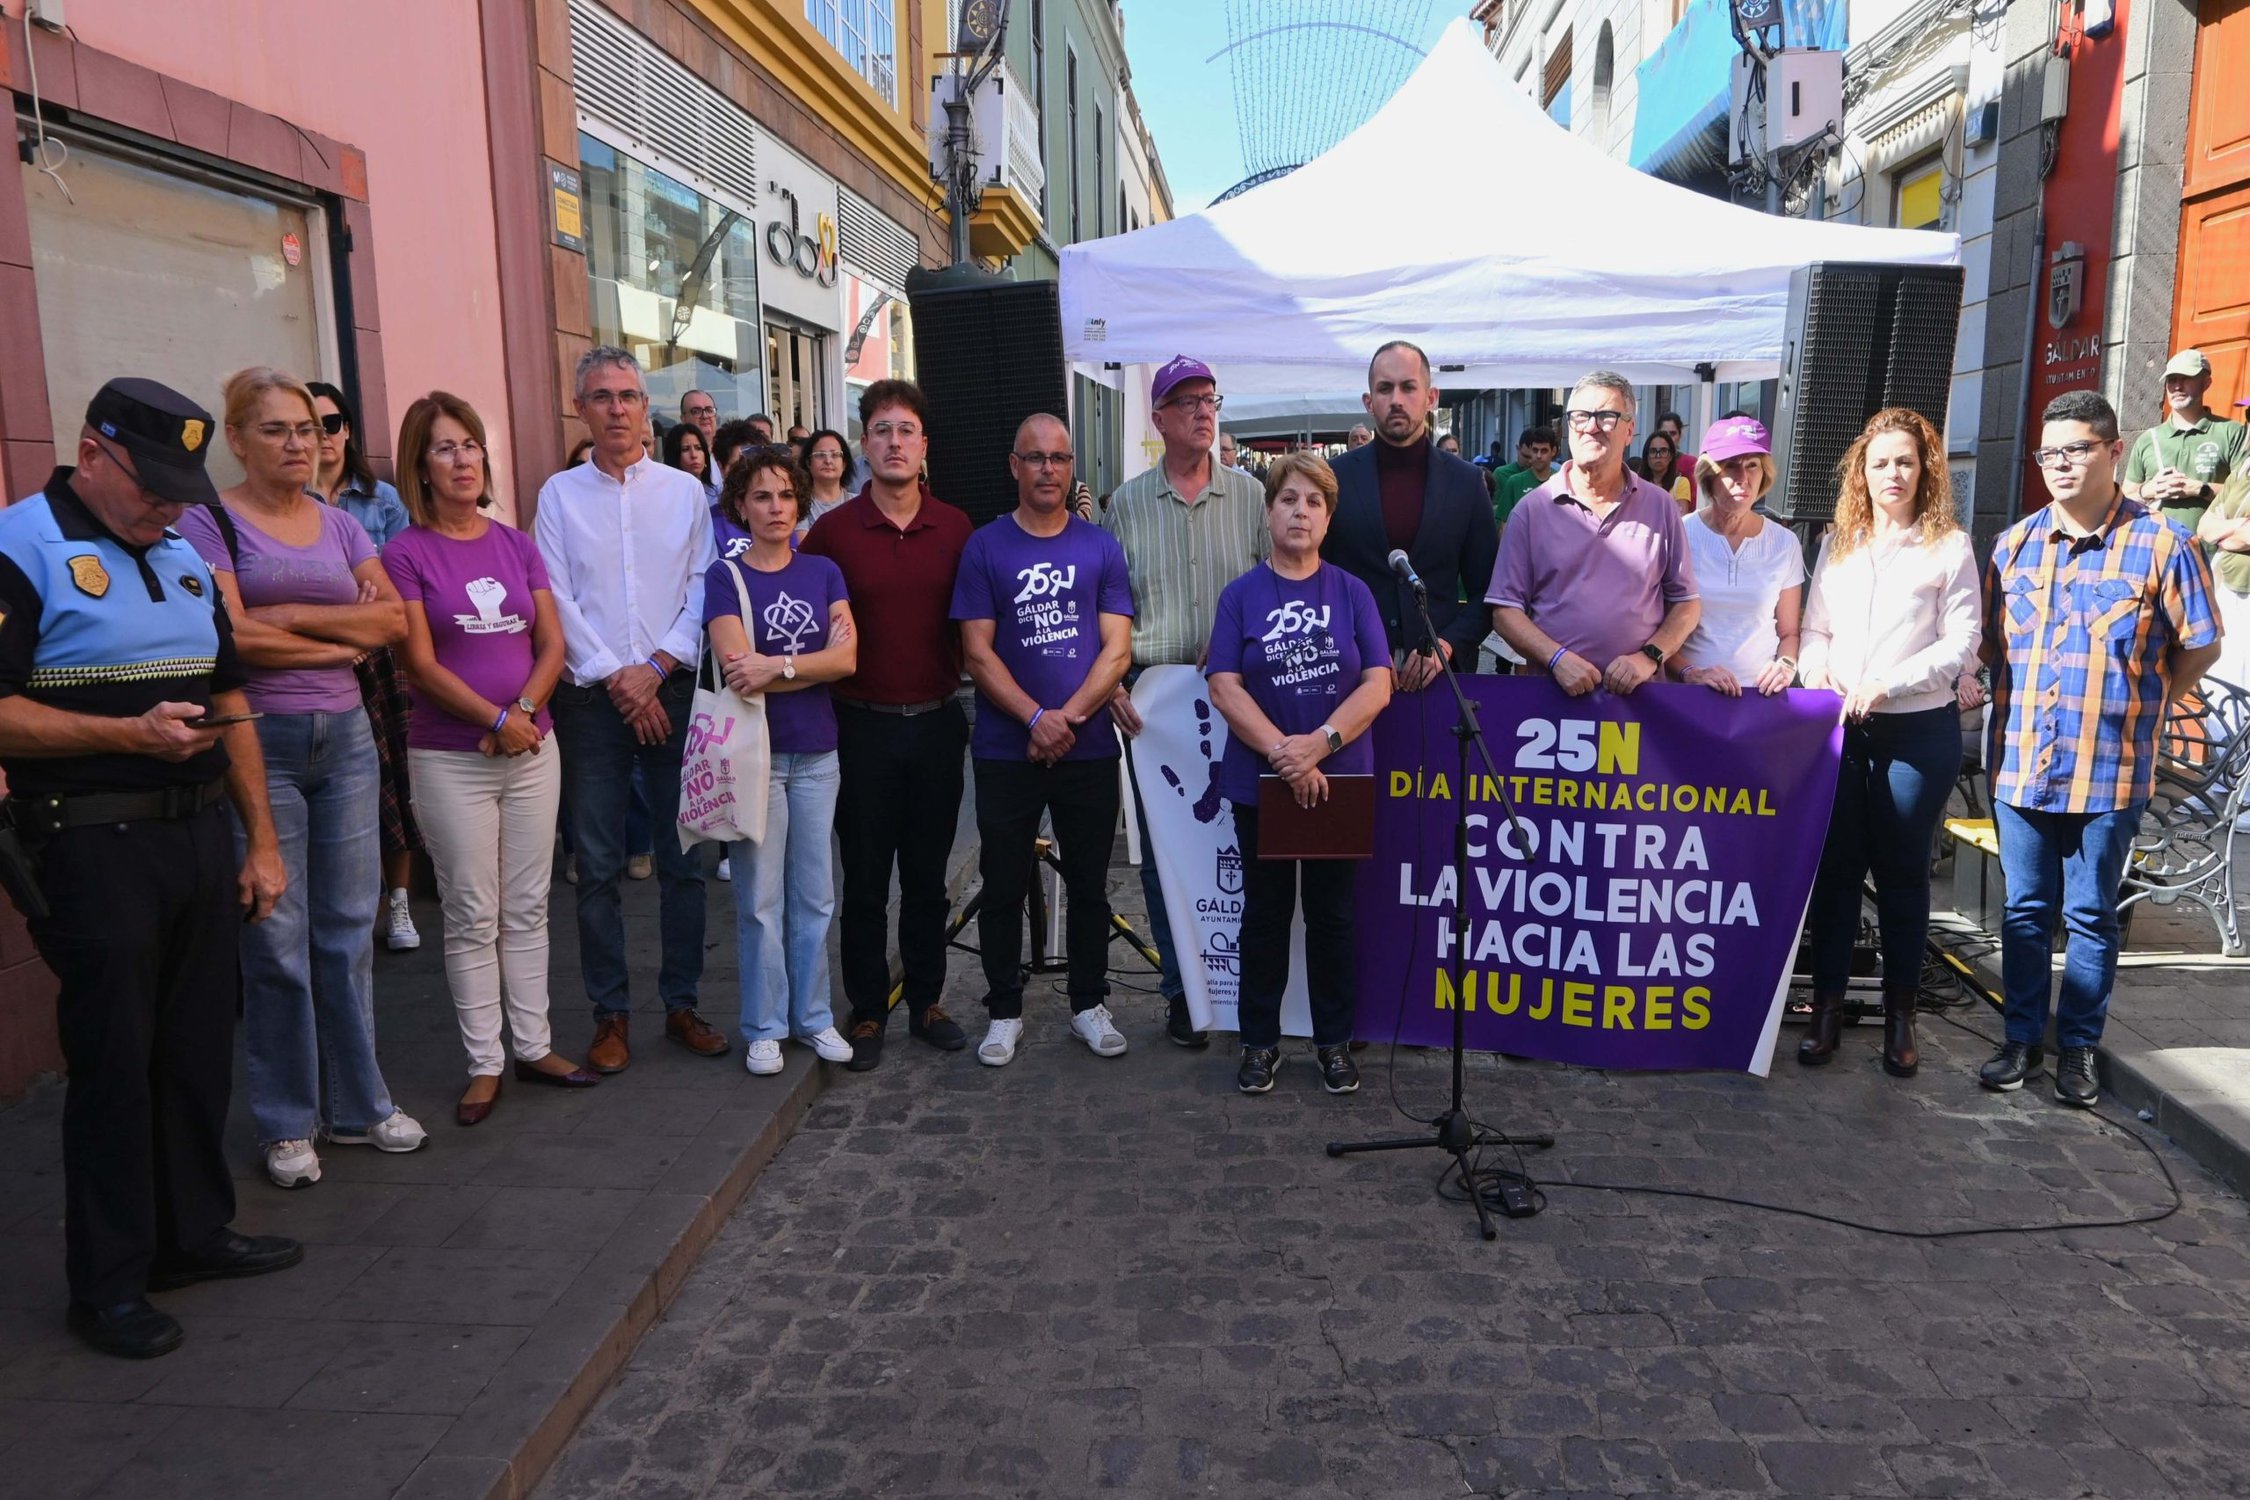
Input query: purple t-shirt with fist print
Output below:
<box><xmin>949</xmin><ymin>513</ymin><xmax>1134</xmax><ymax>762</ymax></box>
<box><xmin>1205</xmin><ymin>561</ymin><xmax>1389</xmax><ymax>804</ymax></box>
<box><xmin>701</xmin><ymin>553</ymin><xmax>850</xmax><ymax>754</ymax></box>
<box><xmin>382</xmin><ymin>522</ymin><xmax>554</xmax><ymax>752</ymax></box>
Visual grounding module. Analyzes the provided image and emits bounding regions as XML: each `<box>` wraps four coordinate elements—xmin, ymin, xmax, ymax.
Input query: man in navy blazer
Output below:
<box><xmin>1321</xmin><ymin>341</ymin><xmax>1500</xmax><ymax>689</ymax></box>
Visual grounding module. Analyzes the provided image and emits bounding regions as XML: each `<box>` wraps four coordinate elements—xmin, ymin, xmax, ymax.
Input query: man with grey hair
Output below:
<box><xmin>1489</xmin><ymin>371</ymin><xmax>1699</xmax><ymax>697</ymax></box>
<box><xmin>535</xmin><ymin>347</ymin><xmax>727</xmax><ymax>1074</ymax></box>
<box><xmin>1347</xmin><ymin>424</ymin><xmax>1374</xmax><ymax>450</ymax></box>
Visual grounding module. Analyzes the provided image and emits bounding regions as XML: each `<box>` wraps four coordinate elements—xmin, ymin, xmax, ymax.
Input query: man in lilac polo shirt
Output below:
<box><xmin>1489</xmin><ymin>371</ymin><xmax>1700</xmax><ymax>695</ymax></box>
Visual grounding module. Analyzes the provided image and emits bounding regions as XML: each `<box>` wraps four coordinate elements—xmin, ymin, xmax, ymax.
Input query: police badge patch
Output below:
<box><xmin>180</xmin><ymin>572</ymin><xmax>205</xmax><ymax>597</ymax></box>
<box><xmin>68</xmin><ymin>555</ymin><xmax>110</xmax><ymax>598</ymax></box>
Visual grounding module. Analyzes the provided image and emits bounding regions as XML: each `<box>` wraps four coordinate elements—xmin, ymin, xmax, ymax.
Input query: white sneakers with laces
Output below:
<box><xmin>745</xmin><ymin>1039</ymin><xmax>784</xmax><ymax>1076</ymax></box>
<box><xmin>1070</xmin><ymin>1004</ymin><xmax>1129</xmax><ymax>1057</ymax></box>
<box><xmin>264</xmin><ymin>1139</ymin><xmax>320</xmax><ymax>1189</ymax></box>
<box><xmin>384</xmin><ymin>889</ymin><xmax>420</xmax><ymax>951</ymax></box>
<box><xmin>979</xmin><ymin>1018</ymin><xmax>1024</xmax><ymax>1067</ymax></box>
<box><xmin>321</xmin><ymin>1109</ymin><xmax>429</xmax><ymax>1153</ymax></box>
<box><xmin>803</xmin><ymin>1026</ymin><xmax>854</xmax><ymax>1063</ymax></box>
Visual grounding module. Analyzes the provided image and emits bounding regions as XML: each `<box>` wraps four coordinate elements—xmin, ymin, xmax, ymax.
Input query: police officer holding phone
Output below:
<box><xmin>0</xmin><ymin>378</ymin><xmax>296</xmax><ymax>1359</ymax></box>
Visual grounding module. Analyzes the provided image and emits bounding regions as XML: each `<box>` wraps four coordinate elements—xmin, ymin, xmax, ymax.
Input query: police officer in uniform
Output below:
<box><xmin>0</xmin><ymin>379</ymin><xmax>297</xmax><ymax>1359</ymax></box>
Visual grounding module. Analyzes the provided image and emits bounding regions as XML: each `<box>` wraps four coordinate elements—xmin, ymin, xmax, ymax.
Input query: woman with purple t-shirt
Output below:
<box><xmin>1206</xmin><ymin>453</ymin><xmax>1393</xmax><ymax>1099</ymax></box>
<box><xmin>181</xmin><ymin>368</ymin><xmax>424</xmax><ymax>1189</ymax></box>
<box><xmin>702</xmin><ymin>449</ymin><xmax>859</xmax><ymax>1076</ymax></box>
<box><xmin>384</xmin><ymin>392</ymin><xmax>597</xmax><ymax>1128</ymax></box>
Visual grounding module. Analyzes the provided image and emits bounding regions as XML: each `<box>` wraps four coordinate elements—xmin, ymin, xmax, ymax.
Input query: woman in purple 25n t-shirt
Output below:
<box><xmin>702</xmin><ymin>449</ymin><xmax>859</xmax><ymax>1077</ymax></box>
<box><xmin>179</xmin><ymin>369</ymin><xmax>425</xmax><ymax>1190</ymax></box>
<box><xmin>384</xmin><ymin>392</ymin><xmax>598</xmax><ymax>1129</ymax></box>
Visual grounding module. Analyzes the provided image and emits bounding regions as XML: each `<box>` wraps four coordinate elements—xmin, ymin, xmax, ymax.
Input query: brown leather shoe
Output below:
<box><xmin>665</xmin><ymin>1008</ymin><xmax>731</xmax><ymax>1057</ymax></box>
<box><xmin>587</xmin><ymin>1014</ymin><xmax>631</xmax><ymax>1074</ymax></box>
<box><xmin>1797</xmin><ymin>990</ymin><xmax>1844</xmax><ymax>1066</ymax></box>
<box><xmin>1881</xmin><ymin>985</ymin><xmax>1919</xmax><ymax>1078</ymax></box>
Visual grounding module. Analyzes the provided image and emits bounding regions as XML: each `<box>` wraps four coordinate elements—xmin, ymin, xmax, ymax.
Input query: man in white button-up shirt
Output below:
<box><xmin>535</xmin><ymin>347</ymin><xmax>726</xmax><ymax>1074</ymax></box>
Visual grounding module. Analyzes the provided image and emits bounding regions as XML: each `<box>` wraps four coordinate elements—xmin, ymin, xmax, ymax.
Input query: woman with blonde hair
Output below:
<box><xmin>1797</xmin><ymin>408</ymin><xmax>1981</xmax><ymax>1077</ymax></box>
<box><xmin>1672</xmin><ymin>416</ymin><xmax>1803</xmax><ymax>696</ymax></box>
<box><xmin>180</xmin><ymin>368</ymin><xmax>426</xmax><ymax>1187</ymax></box>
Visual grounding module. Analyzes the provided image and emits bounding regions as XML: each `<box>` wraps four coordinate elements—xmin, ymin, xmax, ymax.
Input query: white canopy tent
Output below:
<box><xmin>1059</xmin><ymin>19</ymin><xmax>1960</xmax><ymax>422</ymax></box>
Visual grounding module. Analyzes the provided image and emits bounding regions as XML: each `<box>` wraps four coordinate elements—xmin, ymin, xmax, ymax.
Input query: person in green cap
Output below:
<box><xmin>2121</xmin><ymin>349</ymin><xmax>2245</xmax><ymax>540</ymax></box>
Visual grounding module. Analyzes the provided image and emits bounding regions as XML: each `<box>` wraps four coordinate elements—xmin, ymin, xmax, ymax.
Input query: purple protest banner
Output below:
<box><xmin>1352</xmin><ymin>677</ymin><xmax>1844</xmax><ymax>1074</ymax></box>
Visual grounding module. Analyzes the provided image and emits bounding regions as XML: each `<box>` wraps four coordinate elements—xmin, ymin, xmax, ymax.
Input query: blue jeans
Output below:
<box><xmin>731</xmin><ymin>751</ymin><xmax>841</xmax><ymax>1043</ymax></box>
<box><xmin>1808</xmin><ymin>705</ymin><xmax>1961</xmax><ymax>992</ymax></box>
<box><xmin>1994</xmin><ymin>800</ymin><xmax>2143</xmax><ymax>1049</ymax></box>
<box><xmin>552</xmin><ymin>673</ymin><xmax>705</xmax><ymax>1015</ymax></box>
<box><xmin>237</xmin><ymin>710</ymin><xmax>395</xmax><ymax>1142</ymax></box>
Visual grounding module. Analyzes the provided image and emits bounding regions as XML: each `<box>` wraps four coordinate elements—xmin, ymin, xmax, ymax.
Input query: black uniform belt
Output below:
<box><xmin>835</xmin><ymin>696</ymin><xmax>951</xmax><ymax>717</ymax></box>
<box><xmin>10</xmin><ymin>778</ymin><xmax>227</xmax><ymax>836</ymax></box>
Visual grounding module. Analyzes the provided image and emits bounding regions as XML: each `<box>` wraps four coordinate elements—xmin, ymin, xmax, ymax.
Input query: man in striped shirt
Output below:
<box><xmin>1978</xmin><ymin>390</ymin><xmax>2223</xmax><ymax>1106</ymax></box>
<box><xmin>1102</xmin><ymin>356</ymin><xmax>1269</xmax><ymax>1048</ymax></box>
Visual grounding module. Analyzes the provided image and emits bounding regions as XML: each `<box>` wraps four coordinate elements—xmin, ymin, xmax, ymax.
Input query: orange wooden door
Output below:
<box><xmin>2175</xmin><ymin>0</ymin><xmax>2250</xmax><ymax>404</ymax></box>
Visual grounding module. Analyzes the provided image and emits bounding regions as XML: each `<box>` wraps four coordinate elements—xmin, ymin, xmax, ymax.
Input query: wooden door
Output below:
<box><xmin>2175</xmin><ymin>0</ymin><xmax>2250</xmax><ymax>404</ymax></box>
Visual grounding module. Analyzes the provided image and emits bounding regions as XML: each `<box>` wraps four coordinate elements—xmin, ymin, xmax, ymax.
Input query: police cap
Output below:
<box><xmin>84</xmin><ymin>377</ymin><xmax>221</xmax><ymax>508</ymax></box>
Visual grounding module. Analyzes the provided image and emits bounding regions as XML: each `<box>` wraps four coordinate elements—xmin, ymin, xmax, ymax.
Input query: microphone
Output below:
<box><xmin>1387</xmin><ymin>548</ymin><xmax>1428</xmax><ymax>599</ymax></box>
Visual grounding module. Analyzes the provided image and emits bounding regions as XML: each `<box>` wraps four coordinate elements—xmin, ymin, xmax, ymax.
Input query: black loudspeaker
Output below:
<box><xmin>906</xmin><ymin>266</ymin><xmax>1069</xmax><ymax>528</ymax></box>
<box><xmin>1768</xmin><ymin>262</ymin><xmax>1965</xmax><ymax>523</ymax></box>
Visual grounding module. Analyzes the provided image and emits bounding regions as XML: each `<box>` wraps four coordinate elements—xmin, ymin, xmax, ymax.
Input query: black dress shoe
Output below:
<box><xmin>147</xmin><ymin>1230</ymin><xmax>305</xmax><ymax>1291</ymax></box>
<box><xmin>1165</xmin><ymin>998</ymin><xmax>1210</xmax><ymax>1050</ymax></box>
<box><xmin>67</xmin><ymin>1299</ymin><xmax>183</xmax><ymax>1359</ymax></box>
<box><xmin>1978</xmin><ymin>1040</ymin><xmax>2043</xmax><ymax>1092</ymax></box>
<box><xmin>909</xmin><ymin>1005</ymin><xmax>967</xmax><ymax>1051</ymax></box>
<box><xmin>2053</xmin><ymin>1045</ymin><xmax>2100</xmax><ymax>1108</ymax></box>
<box><xmin>845</xmin><ymin>1019</ymin><xmax>885</xmax><ymax>1072</ymax></box>
<box><xmin>513</xmin><ymin>1059</ymin><xmax>600</xmax><ymax>1087</ymax></box>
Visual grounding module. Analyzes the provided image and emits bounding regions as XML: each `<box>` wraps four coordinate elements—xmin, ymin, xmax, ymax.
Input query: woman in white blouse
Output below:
<box><xmin>1798</xmin><ymin>409</ymin><xmax>1981</xmax><ymax>1079</ymax></box>
<box><xmin>1672</xmin><ymin>416</ymin><xmax>1803</xmax><ymax>695</ymax></box>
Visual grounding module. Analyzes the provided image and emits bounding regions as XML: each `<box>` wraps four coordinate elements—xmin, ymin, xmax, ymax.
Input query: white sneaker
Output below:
<box><xmin>802</xmin><ymin>1026</ymin><xmax>853</xmax><ymax>1063</ymax></box>
<box><xmin>384</xmin><ymin>889</ymin><xmax>420</xmax><ymax>951</ymax></box>
<box><xmin>744</xmin><ymin>1039</ymin><xmax>784</xmax><ymax>1075</ymax></box>
<box><xmin>979</xmin><ymin>1017</ymin><xmax>1024</xmax><ymax>1067</ymax></box>
<box><xmin>265</xmin><ymin>1139</ymin><xmax>320</xmax><ymax>1189</ymax></box>
<box><xmin>1070</xmin><ymin>1004</ymin><xmax>1129</xmax><ymax>1057</ymax></box>
<box><xmin>323</xmin><ymin>1109</ymin><xmax>429</xmax><ymax>1153</ymax></box>
<box><xmin>717</xmin><ymin>856</ymin><xmax>732</xmax><ymax>882</ymax></box>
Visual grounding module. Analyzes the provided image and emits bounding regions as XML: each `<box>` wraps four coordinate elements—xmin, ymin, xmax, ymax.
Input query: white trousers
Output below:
<box><xmin>409</xmin><ymin>746</ymin><xmax>564</xmax><ymax>1077</ymax></box>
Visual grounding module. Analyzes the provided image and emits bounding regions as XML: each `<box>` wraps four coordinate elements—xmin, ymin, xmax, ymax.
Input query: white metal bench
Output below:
<box><xmin>2121</xmin><ymin>677</ymin><xmax>2250</xmax><ymax>958</ymax></box>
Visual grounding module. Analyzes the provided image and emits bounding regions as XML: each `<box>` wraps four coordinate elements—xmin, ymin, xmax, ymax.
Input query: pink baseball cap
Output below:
<box><xmin>1700</xmin><ymin>416</ymin><xmax>1771</xmax><ymax>463</ymax></box>
<box><xmin>1151</xmin><ymin>355</ymin><xmax>1216</xmax><ymax>407</ymax></box>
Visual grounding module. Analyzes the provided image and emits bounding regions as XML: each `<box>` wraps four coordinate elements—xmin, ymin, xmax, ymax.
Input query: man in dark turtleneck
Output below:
<box><xmin>1321</xmin><ymin>341</ymin><xmax>1499</xmax><ymax>690</ymax></box>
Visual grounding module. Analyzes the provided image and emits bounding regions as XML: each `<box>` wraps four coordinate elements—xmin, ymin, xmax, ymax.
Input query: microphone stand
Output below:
<box><xmin>1326</xmin><ymin>573</ymin><xmax>1554</xmax><ymax>1241</ymax></box>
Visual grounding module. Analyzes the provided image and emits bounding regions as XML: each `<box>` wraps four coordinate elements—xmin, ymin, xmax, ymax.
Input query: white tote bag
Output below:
<box><xmin>676</xmin><ymin>560</ymin><xmax>771</xmax><ymax>849</ymax></box>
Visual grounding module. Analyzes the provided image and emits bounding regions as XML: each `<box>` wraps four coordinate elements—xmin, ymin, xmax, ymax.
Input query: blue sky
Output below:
<box><xmin>1120</xmin><ymin>1</ymin><xmax>1459</xmax><ymax>212</ymax></box>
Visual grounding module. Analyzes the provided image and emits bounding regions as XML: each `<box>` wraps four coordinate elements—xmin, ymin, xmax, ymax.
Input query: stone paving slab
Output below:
<box><xmin>540</xmin><ymin>864</ymin><xmax>2250</xmax><ymax>1500</ymax></box>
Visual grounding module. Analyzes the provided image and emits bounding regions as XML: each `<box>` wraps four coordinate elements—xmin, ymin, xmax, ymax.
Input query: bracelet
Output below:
<box><xmin>492</xmin><ymin>706</ymin><xmax>510</xmax><ymax>733</ymax></box>
<box><xmin>1028</xmin><ymin>708</ymin><xmax>1045</xmax><ymax>731</ymax></box>
<box><xmin>1547</xmin><ymin>646</ymin><xmax>1569</xmax><ymax>675</ymax></box>
<box><xmin>647</xmin><ymin>655</ymin><xmax>669</xmax><ymax>678</ymax></box>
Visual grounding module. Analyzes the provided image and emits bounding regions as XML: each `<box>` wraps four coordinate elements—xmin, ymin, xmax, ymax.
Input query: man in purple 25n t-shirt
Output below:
<box><xmin>949</xmin><ymin>413</ymin><xmax>1134</xmax><ymax>1070</ymax></box>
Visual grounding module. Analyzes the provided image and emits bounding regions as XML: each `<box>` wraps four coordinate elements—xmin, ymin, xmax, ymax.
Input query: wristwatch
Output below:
<box><xmin>515</xmin><ymin>696</ymin><xmax>537</xmax><ymax>715</ymax></box>
<box><xmin>782</xmin><ymin>655</ymin><xmax>797</xmax><ymax>681</ymax></box>
<box><xmin>1640</xmin><ymin>643</ymin><xmax>1668</xmax><ymax>667</ymax></box>
<box><xmin>1320</xmin><ymin>724</ymin><xmax>1343</xmax><ymax>755</ymax></box>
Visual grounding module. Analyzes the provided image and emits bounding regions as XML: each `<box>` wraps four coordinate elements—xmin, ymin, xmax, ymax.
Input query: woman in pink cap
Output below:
<box><xmin>1671</xmin><ymin>416</ymin><xmax>1803</xmax><ymax>697</ymax></box>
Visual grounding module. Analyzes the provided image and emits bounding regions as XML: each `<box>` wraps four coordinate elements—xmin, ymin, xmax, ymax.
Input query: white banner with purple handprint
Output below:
<box><xmin>1130</xmin><ymin>666</ymin><xmax>1311</xmax><ymax>1036</ymax></box>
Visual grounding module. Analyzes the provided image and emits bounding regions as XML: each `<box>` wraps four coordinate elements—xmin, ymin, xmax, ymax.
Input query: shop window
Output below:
<box><xmin>21</xmin><ymin>134</ymin><xmax>340</xmax><ymax>487</ymax></box>
<box><xmin>1892</xmin><ymin>154</ymin><xmax>1944</xmax><ymax>231</ymax></box>
<box><xmin>805</xmin><ymin>0</ymin><xmax>897</xmax><ymax>103</ymax></box>
<box><xmin>767</xmin><ymin>319</ymin><xmax>827</xmax><ymax>433</ymax></box>
<box><xmin>579</xmin><ymin>132</ymin><xmax>767</xmax><ymax>424</ymax></box>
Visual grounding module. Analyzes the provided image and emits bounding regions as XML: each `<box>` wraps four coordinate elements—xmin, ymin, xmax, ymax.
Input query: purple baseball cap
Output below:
<box><xmin>1700</xmin><ymin>416</ymin><xmax>1771</xmax><ymax>463</ymax></box>
<box><xmin>1151</xmin><ymin>355</ymin><xmax>1216</xmax><ymax>407</ymax></box>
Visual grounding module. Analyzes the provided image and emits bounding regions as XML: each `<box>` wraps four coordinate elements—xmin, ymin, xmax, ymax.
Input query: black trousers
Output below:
<box><xmin>30</xmin><ymin>803</ymin><xmax>240</xmax><ymax>1305</ymax></box>
<box><xmin>834</xmin><ymin>699</ymin><xmax>968</xmax><ymax>1027</ymax></box>
<box><xmin>1232</xmin><ymin>803</ymin><xmax>1359</xmax><ymax>1049</ymax></box>
<box><xmin>973</xmin><ymin>756</ymin><xmax>1120</xmax><ymax>1019</ymax></box>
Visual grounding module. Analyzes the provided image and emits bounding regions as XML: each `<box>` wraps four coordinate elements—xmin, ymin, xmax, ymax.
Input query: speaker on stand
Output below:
<box><xmin>905</xmin><ymin>265</ymin><xmax>1071</xmax><ymax>528</ymax></box>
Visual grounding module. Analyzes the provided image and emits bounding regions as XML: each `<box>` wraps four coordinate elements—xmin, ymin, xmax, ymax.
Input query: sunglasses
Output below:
<box><xmin>319</xmin><ymin>412</ymin><xmax>348</xmax><ymax>436</ymax></box>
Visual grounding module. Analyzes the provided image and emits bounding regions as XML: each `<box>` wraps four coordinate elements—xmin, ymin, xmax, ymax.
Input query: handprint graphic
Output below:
<box><xmin>1156</xmin><ymin>695</ymin><xmax>1227</xmax><ymax>824</ymax></box>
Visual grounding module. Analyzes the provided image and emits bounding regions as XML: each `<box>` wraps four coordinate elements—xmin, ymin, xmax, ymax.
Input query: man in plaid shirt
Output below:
<box><xmin>1978</xmin><ymin>390</ymin><xmax>2224</xmax><ymax>1105</ymax></box>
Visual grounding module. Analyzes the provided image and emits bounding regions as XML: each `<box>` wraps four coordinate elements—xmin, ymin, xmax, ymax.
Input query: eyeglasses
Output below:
<box><xmin>581</xmin><ymin>389</ymin><xmax>647</xmax><ymax>409</ymax></box>
<box><xmin>1565</xmin><ymin>409</ymin><xmax>1627</xmax><ymax>433</ymax></box>
<box><xmin>1013</xmin><ymin>451</ymin><xmax>1075</xmax><ymax>470</ymax></box>
<box><xmin>428</xmin><ymin>440</ymin><xmax>485</xmax><ymax>465</ymax></box>
<box><xmin>2032</xmin><ymin>440</ymin><xmax>2103</xmax><ymax>471</ymax></box>
<box><xmin>319</xmin><ymin>412</ymin><xmax>348</xmax><ymax>436</ymax></box>
<box><xmin>865</xmin><ymin>421</ymin><xmax>922</xmax><ymax>441</ymax></box>
<box><xmin>254</xmin><ymin>421</ymin><xmax>321</xmax><ymax>445</ymax></box>
<box><xmin>1161</xmin><ymin>394</ymin><xmax>1224</xmax><ymax>414</ymax></box>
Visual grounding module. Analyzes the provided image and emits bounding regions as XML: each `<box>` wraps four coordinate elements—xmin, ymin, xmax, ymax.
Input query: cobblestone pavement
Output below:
<box><xmin>541</xmin><ymin>874</ymin><xmax>2250</xmax><ymax>1500</ymax></box>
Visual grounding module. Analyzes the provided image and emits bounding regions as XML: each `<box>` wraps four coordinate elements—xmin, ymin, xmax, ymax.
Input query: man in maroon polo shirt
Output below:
<box><xmin>801</xmin><ymin>379</ymin><xmax>974</xmax><ymax>1070</ymax></box>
